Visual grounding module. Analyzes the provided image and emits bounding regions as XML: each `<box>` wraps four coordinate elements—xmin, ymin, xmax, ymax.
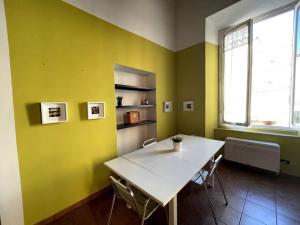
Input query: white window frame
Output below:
<box><xmin>292</xmin><ymin>1</ymin><xmax>300</xmax><ymax>126</ymax></box>
<box><xmin>219</xmin><ymin>1</ymin><xmax>300</xmax><ymax>131</ymax></box>
<box><xmin>218</xmin><ymin>20</ymin><xmax>252</xmax><ymax>127</ymax></box>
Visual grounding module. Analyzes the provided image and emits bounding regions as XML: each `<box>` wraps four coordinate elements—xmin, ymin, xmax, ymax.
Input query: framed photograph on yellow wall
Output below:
<box><xmin>87</xmin><ymin>102</ymin><xmax>105</xmax><ymax>120</ymax></box>
<box><xmin>183</xmin><ymin>101</ymin><xmax>194</xmax><ymax>112</ymax></box>
<box><xmin>164</xmin><ymin>101</ymin><xmax>172</xmax><ymax>112</ymax></box>
<box><xmin>40</xmin><ymin>102</ymin><xmax>68</xmax><ymax>124</ymax></box>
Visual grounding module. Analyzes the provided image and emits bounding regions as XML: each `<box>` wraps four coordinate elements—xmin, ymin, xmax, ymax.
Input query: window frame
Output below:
<box><xmin>292</xmin><ymin>1</ymin><xmax>300</xmax><ymax>126</ymax></box>
<box><xmin>218</xmin><ymin>19</ymin><xmax>252</xmax><ymax>127</ymax></box>
<box><xmin>219</xmin><ymin>1</ymin><xmax>300</xmax><ymax>130</ymax></box>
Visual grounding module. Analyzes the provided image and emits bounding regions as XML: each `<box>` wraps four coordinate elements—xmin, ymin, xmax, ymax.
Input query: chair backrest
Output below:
<box><xmin>207</xmin><ymin>155</ymin><xmax>223</xmax><ymax>178</ymax></box>
<box><xmin>142</xmin><ymin>138</ymin><xmax>157</xmax><ymax>148</ymax></box>
<box><xmin>110</xmin><ymin>176</ymin><xmax>138</xmax><ymax>211</ymax></box>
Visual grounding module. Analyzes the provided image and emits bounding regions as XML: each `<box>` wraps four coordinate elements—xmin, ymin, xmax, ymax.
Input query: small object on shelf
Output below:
<box><xmin>126</xmin><ymin>111</ymin><xmax>140</xmax><ymax>124</ymax></box>
<box><xmin>87</xmin><ymin>102</ymin><xmax>105</xmax><ymax>120</ymax></box>
<box><xmin>116</xmin><ymin>96</ymin><xmax>123</xmax><ymax>107</ymax></box>
<box><xmin>144</xmin><ymin>98</ymin><xmax>149</xmax><ymax>105</ymax></box>
<box><xmin>164</xmin><ymin>101</ymin><xmax>172</xmax><ymax>112</ymax></box>
<box><xmin>40</xmin><ymin>102</ymin><xmax>68</xmax><ymax>124</ymax></box>
<box><xmin>183</xmin><ymin>101</ymin><xmax>194</xmax><ymax>112</ymax></box>
<box><xmin>171</xmin><ymin>136</ymin><xmax>183</xmax><ymax>151</ymax></box>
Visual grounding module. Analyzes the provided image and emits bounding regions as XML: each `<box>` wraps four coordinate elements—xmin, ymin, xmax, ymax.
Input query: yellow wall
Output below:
<box><xmin>175</xmin><ymin>43</ymin><xmax>205</xmax><ymax>136</ymax></box>
<box><xmin>4</xmin><ymin>0</ymin><xmax>176</xmax><ymax>224</ymax></box>
<box><xmin>175</xmin><ymin>41</ymin><xmax>219</xmax><ymax>139</ymax></box>
<box><xmin>4</xmin><ymin>0</ymin><xmax>300</xmax><ymax>224</ymax></box>
<box><xmin>205</xmin><ymin>42</ymin><xmax>219</xmax><ymax>138</ymax></box>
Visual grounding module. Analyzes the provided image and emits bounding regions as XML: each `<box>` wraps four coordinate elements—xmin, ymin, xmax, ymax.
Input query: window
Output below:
<box><xmin>219</xmin><ymin>3</ymin><xmax>300</xmax><ymax>129</ymax></box>
<box><xmin>222</xmin><ymin>23</ymin><xmax>249</xmax><ymax>125</ymax></box>
<box><xmin>294</xmin><ymin>7</ymin><xmax>300</xmax><ymax>126</ymax></box>
<box><xmin>251</xmin><ymin>10</ymin><xmax>294</xmax><ymax>127</ymax></box>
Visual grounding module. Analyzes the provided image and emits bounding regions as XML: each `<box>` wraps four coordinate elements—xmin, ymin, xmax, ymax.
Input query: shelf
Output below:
<box><xmin>115</xmin><ymin>84</ymin><xmax>155</xmax><ymax>91</ymax></box>
<box><xmin>117</xmin><ymin>120</ymin><xmax>157</xmax><ymax>130</ymax></box>
<box><xmin>116</xmin><ymin>105</ymin><xmax>155</xmax><ymax>109</ymax></box>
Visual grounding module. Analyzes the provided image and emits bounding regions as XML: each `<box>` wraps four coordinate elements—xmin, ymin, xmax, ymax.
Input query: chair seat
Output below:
<box><xmin>131</xmin><ymin>186</ymin><xmax>160</xmax><ymax>218</ymax></box>
<box><xmin>108</xmin><ymin>176</ymin><xmax>161</xmax><ymax>225</ymax></box>
<box><xmin>192</xmin><ymin>170</ymin><xmax>209</xmax><ymax>185</ymax></box>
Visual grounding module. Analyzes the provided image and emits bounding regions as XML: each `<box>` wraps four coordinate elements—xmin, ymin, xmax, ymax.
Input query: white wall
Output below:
<box><xmin>206</xmin><ymin>0</ymin><xmax>296</xmax><ymax>44</ymax></box>
<box><xmin>0</xmin><ymin>0</ymin><xmax>24</xmax><ymax>224</ymax></box>
<box><xmin>63</xmin><ymin>0</ymin><xmax>176</xmax><ymax>51</ymax></box>
<box><xmin>62</xmin><ymin>0</ymin><xmax>243</xmax><ymax>51</ymax></box>
<box><xmin>175</xmin><ymin>0</ymin><xmax>239</xmax><ymax>51</ymax></box>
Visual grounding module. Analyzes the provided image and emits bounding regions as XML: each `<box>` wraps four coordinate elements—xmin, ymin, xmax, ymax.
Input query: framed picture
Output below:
<box><xmin>183</xmin><ymin>101</ymin><xmax>194</xmax><ymax>112</ymax></box>
<box><xmin>40</xmin><ymin>102</ymin><xmax>68</xmax><ymax>124</ymax></box>
<box><xmin>87</xmin><ymin>102</ymin><xmax>105</xmax><ymax>119</ymax></box>
<box><xmin>164</xmin><ymin>101</ymin><xmax>172</xmax><ymax>112</ymax></box>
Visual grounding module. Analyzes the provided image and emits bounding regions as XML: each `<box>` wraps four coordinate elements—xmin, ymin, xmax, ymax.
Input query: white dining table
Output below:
<box><xmin>104</xmin><ymin>134</ymin><xmax>225</xmax><ymax>225</ymax></box>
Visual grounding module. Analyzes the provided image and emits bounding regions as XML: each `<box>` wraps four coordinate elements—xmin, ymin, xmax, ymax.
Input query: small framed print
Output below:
<box><xmin>87</xmin><ymin>102</ymin><xmax>105</xmax><ymax>120</ymax></box>
<box><xmin>164</xmin><ymin>101</ymin><xmax>172</xmax><ymax>112</ymax></box>
<box><xmin>41</xmin><ymin>102</ymin><xmax>68</xmax><ymax>124</ymax></box>
<box><xmin>183</xmin><ymin>101</ymin><xmax>194</xmax><ymax>112</ymax></box>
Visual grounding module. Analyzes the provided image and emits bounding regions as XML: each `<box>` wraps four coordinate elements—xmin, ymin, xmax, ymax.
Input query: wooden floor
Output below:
<box><xmin>46</xmin><ymin>162</ymin><xmax>300</xmax><ymax>225</ymax></box>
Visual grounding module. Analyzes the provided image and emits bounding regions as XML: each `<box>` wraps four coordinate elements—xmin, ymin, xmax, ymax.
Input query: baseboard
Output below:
<box><xmin>35</xmin><ymin>185</ymin><xmax>112</xmax><ymax>225</ymax></box>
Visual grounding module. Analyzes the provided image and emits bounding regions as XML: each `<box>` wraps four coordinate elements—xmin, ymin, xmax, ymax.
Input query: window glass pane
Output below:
<box><xmin>294</xmin><ymin>9</ymin><xmax>300</xmax><ymax>126</ymax></box>
<box><xmin>223</xmin><ymin>25</ymin><xmax>249</xmax><ymax>124</ymax></box>
<box><xmin>251</xmin><ymin>10</ymin><xmax>294</xmax><ymax>127</ymax></box>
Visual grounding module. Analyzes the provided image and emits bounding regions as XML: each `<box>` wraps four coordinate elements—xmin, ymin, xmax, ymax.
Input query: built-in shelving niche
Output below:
<box><xmin>114</xmin><ymin>64</ymin><xmax>157</xmax><ymax>156</ymax></box>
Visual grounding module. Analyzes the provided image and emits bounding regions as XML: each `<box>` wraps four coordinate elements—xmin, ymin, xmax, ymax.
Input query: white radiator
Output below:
<box><xmin>225</xmin><ymin>137</ymin><xmax>280</xmax><ymax>173</ymax></box>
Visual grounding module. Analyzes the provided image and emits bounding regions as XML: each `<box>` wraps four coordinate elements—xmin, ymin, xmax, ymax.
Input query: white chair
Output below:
<box><xmin>107</xmin><ymin>176</ymin><xmax>160</xmax><ymax>225</ymax></box>
<box><xmin>192</xmin><ymin>155</ymin><xmax>228</xmax><ymax>225</ymax></box>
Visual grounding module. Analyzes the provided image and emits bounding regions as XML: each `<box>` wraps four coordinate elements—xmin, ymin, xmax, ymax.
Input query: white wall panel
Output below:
<box><xmin>63</xmin><ymin>0</ymin><xmax>176</xmax><ymax>50</ymax></box>
<box><xmin>0</xmin><ymin>0</ymin><xmax>24</xmax><ymax>224</ymax></box>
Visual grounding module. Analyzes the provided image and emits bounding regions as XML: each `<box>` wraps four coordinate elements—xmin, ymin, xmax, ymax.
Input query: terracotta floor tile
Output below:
<box><xmin>276</xmin><ymin>202</ymin><xmax>300</xmax><ymax>223</ymax></box>
<box><xmin>246</xmin><ymin>190</ymin><xmax>275</xmax><ymax>211</ymax></box>
<box><xmin>240</xmin><ymin>214</ymin><xmax>266</xmax><ymax>225</ymax></box>
<box><xmin>214</xmin><ymin>200</ymin><xmax>242</xmax><ymax>225</ymax></box>
<box><xmin>48</xmin><ymin>214</ymin><xmax>74</xmax><ymax>225</ymax></box>
<box><xmin>71</xmin><ymin>204</ymin><xmax>98</xmax><ymax>225</ymax></box>
<box><xmin>276</xmin><ymin>190</ymin><xmax>300</xmax><ymax>209</ymax></box>
<box><xmin>243</xmin><ymin>201</ymin><xmax>276</xmax><ymax>225</ymax></box>
<box><xmin>277</xmin><ymin>213</ymin><xmax>300</xmax><ymax>225</ymax></box>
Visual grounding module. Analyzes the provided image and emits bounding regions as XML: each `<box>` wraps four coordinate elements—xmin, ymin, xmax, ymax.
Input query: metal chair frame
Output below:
<box><xmin>193</xmin><ymin>155</ymin><xmax>228</xmax><ymax>225</ymax></box>
<box><xmin>107</xmin><ymin>176</ymin><xmax>159</xmax><ymax>225</ymax></box>
<box><xmin>142</xmin><ymin>138</ymin><xmax>157</xmax><ymax>148</ymax></box>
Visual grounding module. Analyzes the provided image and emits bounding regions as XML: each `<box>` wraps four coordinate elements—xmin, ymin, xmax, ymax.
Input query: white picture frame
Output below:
<box><xmin>164</xmin><ymin>101</ymin><xmax>172</xmax><ymax>112</ymax></box>
<box><xmin>87</xmin><ymin>102</ymin><xmax>105</xmax><ymax>120</ymax></box>
<box><xmin>40</xmin><ymin>102</ymin><xmax>68</xmax><ymax>124</ymax></box>
<box><xmin>183</xmin><ymin>101</ymin><xmax>194</xmax><ymax>112</ymax></box>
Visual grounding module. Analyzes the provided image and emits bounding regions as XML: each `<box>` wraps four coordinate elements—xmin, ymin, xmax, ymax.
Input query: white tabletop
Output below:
<box><xmin>104</xmin><ymin>134</ymin><xmax>225</xmax><ymax>206</ymax></box>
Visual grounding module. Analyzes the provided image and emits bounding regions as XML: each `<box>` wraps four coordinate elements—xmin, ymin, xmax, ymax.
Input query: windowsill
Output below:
<box><xmin>217</xmin><ymin>125</ymin><xmax>300</xmax><ymax>138</ymax></box>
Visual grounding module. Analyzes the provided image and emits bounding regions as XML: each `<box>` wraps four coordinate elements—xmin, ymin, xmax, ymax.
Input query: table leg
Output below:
<box><xmin>168</xmin><ymin>195</ymin><xmax>177</xmax><ymax>225</ymax></box>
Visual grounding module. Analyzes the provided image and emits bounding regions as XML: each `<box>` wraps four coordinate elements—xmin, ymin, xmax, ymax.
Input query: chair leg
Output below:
<box><xmin>215</xmin><ymin>170</ymin><xmax>228</xmax><ymax>205</ymax></box>
<box><xmin>140</xmin><ymin>213</ymin><xmax>146</xmax><ymax>225</ymax></box>
<box><xmin>201</xmin><ymin>175</ymin><xmax>218</xmax><ymax>225</ymax></box>
<box><xmin>140</xmin><ymin>201</ymin><xmax>148</xmax><ymax>225</ymax></box>
<box><xmin>107</xmin><ymin>193</ymin><xmax>116</xmax><ymax>225</ymax></box>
